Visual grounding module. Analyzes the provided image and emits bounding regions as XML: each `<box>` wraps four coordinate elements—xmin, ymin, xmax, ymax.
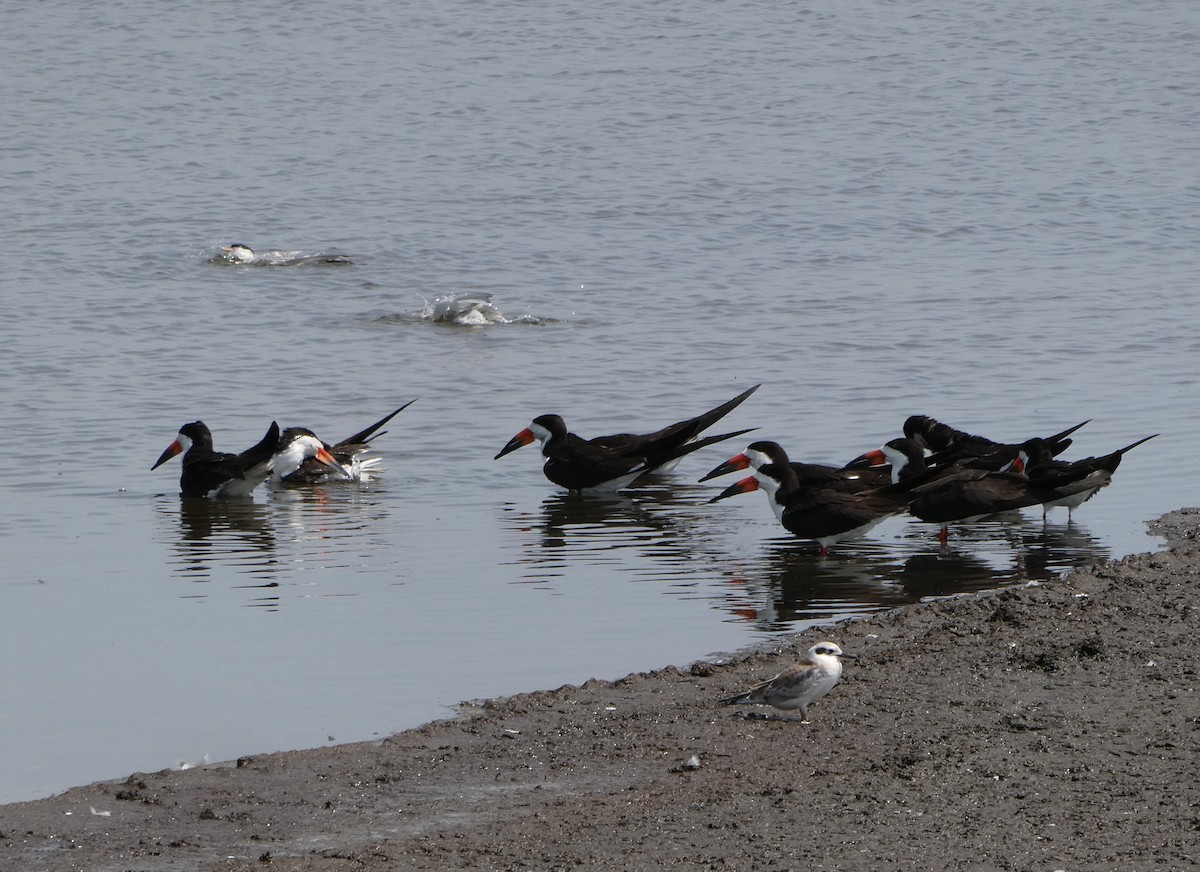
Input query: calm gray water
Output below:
<box><xmin>2</xmin><ymin>0</ymin><xmax>1196</xmax><ymax>803</ymax></box>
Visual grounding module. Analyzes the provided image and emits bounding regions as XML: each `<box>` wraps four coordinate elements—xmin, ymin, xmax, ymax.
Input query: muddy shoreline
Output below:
<box><xmin>3</xmin><ymin>511</ymin><xmax>1197</xmax><ymax>871</ymax></box>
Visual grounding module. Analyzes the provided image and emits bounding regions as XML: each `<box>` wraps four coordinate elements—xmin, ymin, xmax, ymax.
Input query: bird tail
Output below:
<box><xmin>239</xmin><ymin>421</ymin><xmax>281</xmax><ymax>470</ymax></box>
<box><xmin>336</xmin><ymin>398</ymin><xmax>418</xmax><ymax>447</ymax></box>
<box><xmin>634</xmin><ymin>427</ymin><xmax>759</xmax><ymax>476</ymax></box>
<box><xmin>1045</xmin><ymin>419</ymin><xmax>1091</xmax><ymax>457</ymax></box>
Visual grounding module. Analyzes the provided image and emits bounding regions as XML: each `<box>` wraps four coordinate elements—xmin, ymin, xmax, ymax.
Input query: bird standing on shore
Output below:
<box><xmin>721</xmin><ymin>642</ymin><xmax>854</xmax><ymax>721</ymax></box>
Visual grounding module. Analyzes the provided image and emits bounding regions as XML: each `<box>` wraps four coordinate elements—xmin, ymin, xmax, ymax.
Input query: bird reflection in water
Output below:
<box><xmin>717</xmin><ymin>515</ymin><xmax>1112</xmax><ymax>631</ymax></box>
<box><xmin>718</xmin><ymin>540</ymin><xmax>915</xmax><ymax>631</ymax></box>
<box><xmin>1007</xmin><ymin>518</ymin><xmax>1111</xmax><ymax>581</ymax></box>
<box><xmin>163</xmin><ymin>497</ymin><xmax>281</xmax><ymax>606</ymax></box>
<box><xmin>500</xmin><ymin>484</ymin><xmax>718</xmax><ymax>583</ymax></box>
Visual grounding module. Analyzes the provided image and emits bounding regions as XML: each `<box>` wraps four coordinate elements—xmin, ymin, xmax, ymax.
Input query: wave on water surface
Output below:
<box><xmin>378</xmin><ymin>293</ymin><xmax>552</xmax><ymax>326</ymax></box>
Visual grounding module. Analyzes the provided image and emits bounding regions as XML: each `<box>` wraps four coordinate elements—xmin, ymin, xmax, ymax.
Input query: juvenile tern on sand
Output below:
<box><xmin>721</xmin><ymin>642</ymin><xmax>853</xmax><ymax>721</ymax></box>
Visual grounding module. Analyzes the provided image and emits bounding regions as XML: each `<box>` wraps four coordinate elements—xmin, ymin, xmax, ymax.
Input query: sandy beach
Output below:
<box><xmin>3</xmin><ymin>510</ymin><xmax>1196</xmax><ymax>871</ymax></box>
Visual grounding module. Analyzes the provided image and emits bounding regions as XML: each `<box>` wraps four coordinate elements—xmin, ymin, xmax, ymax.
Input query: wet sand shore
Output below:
<box><xmin>3</xmin><ymin>511</ymin><xmax>1197</xmax><ymax>871</ymax></box>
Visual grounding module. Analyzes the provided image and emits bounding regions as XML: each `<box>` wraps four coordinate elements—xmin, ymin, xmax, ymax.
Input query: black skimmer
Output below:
<box><xmin>152</xmin><ymin>421</ymin><xmax>282</xmax><ymax>498</ymax></box>
<box><xmin>272</xmin><ymin>400</ymin><xmax>417</xmax><ymax>484</ymax></box>
<box><xmin>862</xmin><ymin>437</ymin><xmax>1058</xmax><ymax>543</ymax></box>
<box><xmin>494</xmin><ymin>384</ymin><xmax>761</xmax><ymax>493</ymax></box>
<box><xmin>708</xmin><ymin>443</ymin><xmax>926</xmax><ymax>555</ymax></box>
<box><xmin>720</xmin><ymin>641</ymin><xmax>854</xmax><ymax>721</ymax></box>
<box><xmin>218</xmin><ymin>243</ymin><xmax>352</xmax><ymax>266</ymax></box>
<box><xmin>901</xmin><ymin>414</ymin><xmax>1088</xmax><ymax>470</ymax></box>
<box><xmin>1018</xmin><ymin>433</ymin><xmax>1158</xmax><ymax>518</ymax></box>
<box><xmin>700</xmin><ymin>439</ymin><xmax>890</xmax><ymax>491</ymax></box>
<box><xmin>270</xmin><ymin>427</ymin><xmax>352</xmax><ymax>484</ymax></box>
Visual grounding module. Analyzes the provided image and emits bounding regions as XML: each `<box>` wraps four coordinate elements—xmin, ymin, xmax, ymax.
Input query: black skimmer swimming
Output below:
<box><xmin>218</xmin><ymin>243</ymin><xmax>352</xmax><ymax>266</ymax></box>
<box><xmin>902</xmin><ymin>414</ymin><xmax>1088</xmax><ymax>470</ymax></box>
<box><xmin>721</xmin><ymin>641</ymin><xmax>854</xmax><ymax>721</ymax></box>
<box><xmin>494</xmin><ymin>384</ymin><xmax>761</xmax><ymax>493</ymax></box>
<box><xmin>270</xmin><ymin>427</ymin><xmax>352</xmax><ymax>484</ymax></box>
<box><xmin>272</xmin><ymin>400</ymin><xmax>417</xmax><ymax>484</ymax></box>
<box><xmin>1018</xmin><ymin>433</ymin><xmax>1158</xmax><ymax>518</ymax></box>
<box><xmin>152</xmin><ymin>421</ymin><xmax>282</xmax><ymax>498</ymax></box>
<box><xmin>700</xmin><ymin>439</ymin><xmax>890</xmax><ymax>490</ymax></box>
<box><xmin>708</xmin><ymin>443</ymin><xmax>928</xmax><ymax>555</ymax></box>
<box><xmin>862</xmin><ymin>437</ymin><xmax>1058</xmax><ymax>543</ymax></box>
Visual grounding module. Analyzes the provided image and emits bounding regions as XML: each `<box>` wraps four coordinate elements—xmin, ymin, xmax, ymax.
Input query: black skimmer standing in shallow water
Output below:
<box><xmin>707</xmin><ymin>441</ymin><xmax>929</xmax><ymax>555</ymax></box>
<box><xmin>272</xmin><ymin>400</ymin><xmax>417</xmax><ymax>484</ymax></box>
<box><xmin>720</xmin><ymin>641</ymin><xmax>854</xmax><ymax>721</ymax></box>
<box><xmin>152</xmin><ymin>421</ymin><xmax>284</xmax><ymax>498</ymax></box>
<box><xmin>1018</xmin><ymin>433</ymin><xmax>1158</xmax><ymax>518</ymax></box>
<box><xmin>700</xmin><ymin>439</ymin><xmax>890</xmax><ymax>491</ymax></box>
<box><xmin>902</xmin><ymin>414</ymin><xmax>1088</xmax><ymax>470</ymax></box>
<box><xmin>494</xmin><ymin>384</ymin><xmax>761</xmax><ymax>493</ymax></box>
<box><xmin>857</xmin><ymin>437</ymin><xmax>1059</xmax><ymax>543</ymax></box>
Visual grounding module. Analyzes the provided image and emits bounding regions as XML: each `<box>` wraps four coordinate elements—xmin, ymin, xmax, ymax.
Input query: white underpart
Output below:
<box><xmin>751</xmin><ymin>469</ymin><xmax>787</xmax><ymax>522</ymax></box>
<box><xmin>652</xmin><ymin>455</ymin><xmax>685</xmax><ymax>474</ymax></box>
<box><xmin>804</xmin><ymin>644</ymin><xmax>846</xmax><ymax>688</ymax></box>
<box><xmin>1042</xmin><ymin>472</ymin><xmax>1109</xmax><ymax>511</ymax></box>
<box><xmin>271</xmin><ymin>435</ymin><xmax>346</xmax><ymax>481</ymax></box>
<box><xmin>879</xmin><ymin>444</ymin><xmax>910</xmax><ymax>484</ymax></box>
<box><xmin>601</xmin><ymin>470</ymin><xmax>649</xmax><ymax>493</ymax></box>
<box><xmin>272</xmin><ymin>435</ymin><xmax>318</xmax><ymax>479</ymax></box>
<box><xmin>817</xmin><ymin>517</ymin><xmax>888</xmax><ymax>550</ymax></box>
<box><xmin>218</xmin><ymin>465</ymin><xmax>272</xmax><ymax>497</ymax></box>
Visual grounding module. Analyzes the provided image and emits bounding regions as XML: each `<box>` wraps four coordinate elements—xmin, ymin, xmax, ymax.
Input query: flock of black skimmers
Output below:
<box><xmin>154</xmin><ymin>384</ymin><xmax>1155</xmax><ymax>555</ymax></box>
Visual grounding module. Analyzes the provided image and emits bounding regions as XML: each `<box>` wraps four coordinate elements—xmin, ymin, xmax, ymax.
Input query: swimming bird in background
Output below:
<box><xmin>1018</xmin><ymin>433</ymin><xmax>1159</xmax><ymax>518</ymax></box>
<box><xmin>152</xmin><ymin>421</ymin><xmax>283</xmax><ymax>498</ymax></box>
<box><xmin>721</xmin><ymin>641</ymin><xmax>854</xmax><ymax>721</ymax></box>
<box><xmin>273</xmin><ymin>400</ymin><xmax>417</xmax><ymax>484</ymax></box>
<box><xmin>494</xmin><ymin>384</ymin><xmax>761</xmax><ymax>493</ymax></box>
<box><xmin>902</xmin><ymin>414</ymin><xmax>1088</xmax><ymax>470</ymax></box>
<box><xmin>419</xmin><ymin>293</ymin><xmax>508</xmax><ymax>325</ymax></box>
<box><xmin>217</xmin><ymin>243</ymin><xmax>352</xmax><ymax>266</ymax></box>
